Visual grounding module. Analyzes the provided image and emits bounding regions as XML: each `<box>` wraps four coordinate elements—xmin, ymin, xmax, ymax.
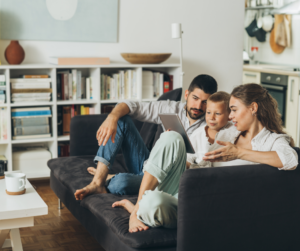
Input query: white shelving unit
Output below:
<box><xmin>0</xmin><ymin>63</ymin><xmax>181</xmax><ymax>178</ymax></box>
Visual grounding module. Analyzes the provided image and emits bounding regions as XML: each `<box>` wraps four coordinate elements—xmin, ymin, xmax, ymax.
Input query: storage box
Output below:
<box><xmin>13</xmin><ymin>149</ymin><xmax>52</xmax><ymax>177</ymax></box>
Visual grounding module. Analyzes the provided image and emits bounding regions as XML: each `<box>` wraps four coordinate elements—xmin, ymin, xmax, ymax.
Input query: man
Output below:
<box><xmin>74</xmin><ymin>74</ymin><xmax>217</xmax><ymax>200</ymax></box>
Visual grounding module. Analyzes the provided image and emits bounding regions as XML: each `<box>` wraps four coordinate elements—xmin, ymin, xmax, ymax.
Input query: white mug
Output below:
<box><xmin>5</xmin><ymin>173</ymin><xmax>26</xmax><ymax>192</ymax></box>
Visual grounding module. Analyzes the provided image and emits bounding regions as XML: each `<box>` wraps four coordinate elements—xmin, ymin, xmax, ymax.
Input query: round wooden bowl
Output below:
<box><xmin>121</xmin><ymin>53</ymin><xmax>172</xmax><ymax>64</ymax></box>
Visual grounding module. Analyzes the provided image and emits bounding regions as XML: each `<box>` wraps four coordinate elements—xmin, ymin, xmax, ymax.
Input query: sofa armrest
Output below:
<box><xmin>70</xmin><ymin>114</ymin><xmax>108</xmax><ymax>156</ymax></box>
<box><xmin>177</xmin><ymin>164</ymin><xmax>300</xmax><ymax>251</ymax></box>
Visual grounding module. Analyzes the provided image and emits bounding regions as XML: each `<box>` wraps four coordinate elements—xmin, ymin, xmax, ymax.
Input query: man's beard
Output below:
<box><xmin>187</xmin><ymin>107</ymin><xmax>205</xmax><ymax>120</ymax></box>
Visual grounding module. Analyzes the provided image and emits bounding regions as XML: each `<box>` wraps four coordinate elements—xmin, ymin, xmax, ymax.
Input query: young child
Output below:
<box><xmin>187</xmin><ymin>91</ymin><xmax>239</xmax><ymax>168</ymax></box>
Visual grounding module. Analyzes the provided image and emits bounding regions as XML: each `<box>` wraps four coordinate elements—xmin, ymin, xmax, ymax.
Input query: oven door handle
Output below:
<box><xmin>261</xmin><ymin>84</ymin><xmax>285</xmax><ymax>91</ymax></box>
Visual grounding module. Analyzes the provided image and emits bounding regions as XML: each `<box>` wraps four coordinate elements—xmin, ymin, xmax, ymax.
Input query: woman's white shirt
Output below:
<box><xmin>227</xmin><ymin>127</ymin><xmax>298</xmax><ymax>171</ymax></box>
<box><xmin>187</xmin><ymin>125</ymin><xmax>298</xmax><ymax>170</ymax></box>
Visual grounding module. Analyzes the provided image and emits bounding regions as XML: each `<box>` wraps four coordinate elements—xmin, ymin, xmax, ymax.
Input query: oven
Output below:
<box><xmin>260</xmin><ymin>73</ymin><xmax>288</xmax><ymax>126</ymax></box>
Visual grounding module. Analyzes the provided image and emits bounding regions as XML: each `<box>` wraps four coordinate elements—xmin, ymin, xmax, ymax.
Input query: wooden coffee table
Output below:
<box><xmin>0</xmin><ymin>178</ymin><xmax>48</xmax><ymax>251</ymax></box>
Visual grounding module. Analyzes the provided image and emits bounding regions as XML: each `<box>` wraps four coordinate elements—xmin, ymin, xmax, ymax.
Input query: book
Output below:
<box><xmin>101</xmin><ymin>74</ymin><xmax>105</xmax><ymax>100</ymax></box>
<box><xmin>22</xmin><ymin>75</ymin><xmax>49</xmax><ymax>78</ymax></box>
<box><xmin>11</xmin><ymin>88</ymin><xmax>52</xmax><ymax>93</ymax></box>
<box><xmin>80</xmin><ymin>105</ymin><xmax>86</xmax><ymax>115</ymax></box>
<box><xmin>0</xmin><ymin>155</ymin><xmax>8</xmax><ymax>171</ymax></box>
<box><xmin>76</xmin><ymin>71</ymin><xmax>82</xmax><ymax>100</ymax></box>
<box><xmin>57</xmin><ymin>106</ymin><xmax>63</xmax><ymax>136</ymax></box>
<box><xmin>0</xmin><ymin>108</ymin><xmax>7</xmax><ymax>140</ymax></box>
<box><xmin>86</xmin><ymin>78</ymin><xmax>91</xmax><ymax>100</ymax></box>
<box><xmin>72</xmin><ymin>69</ymin><xmax>77</xmax><ymax>100</ymax></box>
<box><xmin>89</xmin><ymin>77</ymin><xmax>93</xmax><ymax>99</ymax></box>
<box><xmin>164</xmin><ymin>81</ymin><xmax>170</xmax><ymax>93</ymax></box>
<box><xmin>169</xmin><ymin>75</ymin><xmax>173</xmax><ymax>91</ymax></box>
<box><xmin>12</xmin><ymin>107</ymin><xmax>51</xmax><ymax>112</ymax></box>
<box><xmin>0</xmin><ymin>75</ymin><xmax>5</xmax><ymax>86</ymax></box>
<box><xmin>63</xmin><ymin>106</ymin><xmax>71</xmax><ymax>135</ymax></box>
<box><xmin>14</xmin><ymin>125</ymin><xmax>50</xmax><ymax>136</ymax></box>
<box><xmin>11</xmin><ymin>97</ymin><xmax>51</xmax><ymax>102</ymax></box>
<box><xmin>12</xmin><ymin>93</ymin><xmax>51</xmax><ymax>98</ymax></box>
<box><xmin>11</xmin><ymin>83</ymin><xmax>51</xmax><ymax>89</ymax></box>
<box><xmin>101</xmin><ymin>104</ymin><xmax>115</xmax><ymax>114</ymax></box>
<box><xmin>89</xmin><ymin>107</ymin><xmax>95</xmax><ymax>114</ymax></box>
<box><xmin>12</xmin><ymin>110</ymin><xmax>52</xmax><ymax>117</ymax></box>
<box><xmin>13</xmin><ymin>117</ymin><xmax>49</xmax><ymax>127</ymax></box>
<box><xmin>81</xmin><ymin>77</ymin><xmax>86</xmax><ymax>99</ymax></box>
<box><xmin>10</xmin><ymin>78</ymin><xmax>51</xmax><ymax>83</ymax></box>
<box><xmin>68</xmin><ymin>72</ymin><xmax>73</xmax><ymax>100</ymax></box>
<box><xmin>12</xmin><ymin>134</ymin><xmax>51</xmax><ymax>140</ymax></box>
<box><xmin>63</xmin><ymin>73</ymin><xmax>69</xmax><ymax>100</ymax></box>
<box><xmin>11</xmin><ymin>107</ymin><xmax>52</xmax><ymax>118</ymax></box>
<box><xmin>49</xmin><ymin>57</ymin><xmax>110</xmax><ymax>65</ymax></box>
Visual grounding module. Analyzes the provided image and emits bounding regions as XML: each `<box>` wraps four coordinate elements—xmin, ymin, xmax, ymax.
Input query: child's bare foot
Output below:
<box><xmin>112</xmin><ymin>199</ymin><xmax>135</xmax><ymax>214</ymax></box>
<box><xmin>74</xmin><ymin>182</ymin><xmax>107</xmax><ymax>200</ymax></box>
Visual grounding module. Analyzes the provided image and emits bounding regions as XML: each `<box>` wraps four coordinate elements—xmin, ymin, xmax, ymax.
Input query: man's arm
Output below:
<box><xmin>97</xmin><ymin>103</ymin><xmax>130</xmax><ymax>146</ymax></box>
<box><xmin>97</xmin><ymin>100</ymin><xmax>181</xmax><ymax>146</ymax></box>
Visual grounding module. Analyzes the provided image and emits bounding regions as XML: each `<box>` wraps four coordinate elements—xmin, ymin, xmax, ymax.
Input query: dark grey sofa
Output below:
<box><xmin>48</xmin><ymin>88</ymin><xmax>300</xmax><ymax>251</ymax></box>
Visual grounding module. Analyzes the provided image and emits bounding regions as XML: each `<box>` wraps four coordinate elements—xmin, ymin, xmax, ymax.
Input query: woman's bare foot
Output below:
<box><xmin>74</xmin><ymin>182</ymin><xmax>107</xmax><ymax>200</ymax></box>
<box><xmin>112</xmin><ymin>199</ymin><xmax>135</xmax><ymax>214</ymax></box>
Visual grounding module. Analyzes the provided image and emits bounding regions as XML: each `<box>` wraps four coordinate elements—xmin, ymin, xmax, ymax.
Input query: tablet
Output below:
<box><xmin>159</xmin><ymin>114</ymin><xmax>195</xmax><ymax>154</ymax></box>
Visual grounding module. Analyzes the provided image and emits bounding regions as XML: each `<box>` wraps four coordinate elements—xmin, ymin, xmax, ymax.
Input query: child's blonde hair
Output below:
<box><xmin>207</xmin><ymin>91</ymin><xmax>231</xmax><ymax>114</ymax></box>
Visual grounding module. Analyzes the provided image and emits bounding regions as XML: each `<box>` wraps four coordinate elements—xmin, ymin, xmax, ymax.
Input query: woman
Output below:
<box><xmin>203</xmin><ymin>83</ymin><xmax>298</xmax><ymax>170</ymax></box>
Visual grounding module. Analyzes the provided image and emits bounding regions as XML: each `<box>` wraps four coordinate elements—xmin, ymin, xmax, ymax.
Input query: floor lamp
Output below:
<box><xmin>172</xmin><ymin>23</ymin><xmax>184</xmax><ymax>88</ymax></box>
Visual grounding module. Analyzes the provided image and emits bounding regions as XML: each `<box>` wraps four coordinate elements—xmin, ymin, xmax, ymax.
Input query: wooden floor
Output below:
<box><xmin>2</xmin><ymin>179</ymin><xmax>105</xmax><ymax>251</ymax></box>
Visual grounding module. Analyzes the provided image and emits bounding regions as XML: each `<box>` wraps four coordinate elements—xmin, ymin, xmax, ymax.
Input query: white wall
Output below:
<box><xmin>0</xmin><ymin>0</ymin><xmax>245</xmax><ymax>95</ymax></box>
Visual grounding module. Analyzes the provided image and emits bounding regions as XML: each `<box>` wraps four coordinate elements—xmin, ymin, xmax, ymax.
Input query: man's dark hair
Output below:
<box><xmin>188</xmin><ymin>74</ymin><xmax>218</xmax><ymax>94</ymax></box>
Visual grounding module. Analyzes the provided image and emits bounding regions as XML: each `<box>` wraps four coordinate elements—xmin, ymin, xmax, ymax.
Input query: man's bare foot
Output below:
<box><xmin>87</xmin><ymin>167</ymin><xmax>97</xmax><ymax>175</ymax></box>
<box><xmin>87</xmin><ymin>167</ymin><xmax>115</xmax><ymax>181</ymax></box>
<box><xmin>112</xmin><ymin>199</ymin><xmax>135</xmax><ymax>214</ymax></box>
<box><xmin>74</xmin><ymin>182</ymin><xmax>107</xmax><ymax>200</ymax></box>
<box><xmin>129</xmin><ymin>214</ymin><xmax>149</xmax><ymax>233</ymax></box>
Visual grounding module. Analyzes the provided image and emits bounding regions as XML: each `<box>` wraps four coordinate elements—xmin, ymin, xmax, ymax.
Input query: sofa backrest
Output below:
<box><xmin>177</xmin><ymin>147</ymin><xmax>300</xmax><ymax>251</ymax></box>
<box><xmin>70</xmin><ymin>88</ymin><xmax>182</xmax><ymax>156</ymax></box>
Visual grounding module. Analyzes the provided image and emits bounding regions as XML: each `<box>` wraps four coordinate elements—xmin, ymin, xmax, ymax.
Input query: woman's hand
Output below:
<box><xmin>203</xmin><ymin>141</ymin><xmax>240</xmax><ymax>162</ymax></box>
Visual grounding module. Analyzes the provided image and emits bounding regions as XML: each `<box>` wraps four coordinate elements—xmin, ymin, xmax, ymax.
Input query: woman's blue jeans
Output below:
<box><xmin>94</xmin><ymin>115</ymin><xmax>150</xmax><ymax>195</ymax></box>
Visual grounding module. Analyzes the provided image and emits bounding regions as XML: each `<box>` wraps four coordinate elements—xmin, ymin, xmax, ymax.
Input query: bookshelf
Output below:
<box><xmin>0</xmin><ymin>63</ymin><xmax>181</xmax><ymax>178</ymax></box>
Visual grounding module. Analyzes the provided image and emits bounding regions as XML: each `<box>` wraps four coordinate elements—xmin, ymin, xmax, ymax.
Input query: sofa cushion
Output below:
<box><xmin>48</xmin><ymin>155</ymin><xmax>177</xmax><ymax>249</ymax></box>
<box><xmin>47</xmin><ymin>154</ymin><xmax>128</xmax><ymax>194</ymax></box>
<box><xmin>81</xmin><ymin>193</ymin><xmax>177</xmax><ymax>249</ymax></box>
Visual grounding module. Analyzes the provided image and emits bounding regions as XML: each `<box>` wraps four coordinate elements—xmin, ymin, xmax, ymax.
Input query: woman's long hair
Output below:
<box><xmin>231</xmin><ymin>83</ymin><xmax>294</xmax><ymax>146</ymax></box>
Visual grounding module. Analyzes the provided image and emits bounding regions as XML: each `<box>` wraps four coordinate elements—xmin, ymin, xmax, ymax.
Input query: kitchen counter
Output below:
<box><xmin>243</xmin><ymin>64</ymin><xmax>300</xmax><ymax>77</ymax></box>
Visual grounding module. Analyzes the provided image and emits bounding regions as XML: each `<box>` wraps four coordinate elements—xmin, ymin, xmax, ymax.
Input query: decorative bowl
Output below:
<box><xmin>121</xmin><ymin>53</ymin><xmax>172</xmax><ymax>64</ymax></box>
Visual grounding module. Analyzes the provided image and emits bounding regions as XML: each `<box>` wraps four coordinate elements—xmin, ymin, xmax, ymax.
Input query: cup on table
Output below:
<box><xmin>5</xmin><ymin>173</ymin><xmax>26</xmax><ymax>192</ymax></box>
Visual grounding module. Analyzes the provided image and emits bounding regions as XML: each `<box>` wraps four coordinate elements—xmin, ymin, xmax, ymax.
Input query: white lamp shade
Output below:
<box><xmin>271</xmin><ymin>0</ymin><xmax>300</xmax><ymax>15</ymax></box>
<box><xmin>172</xmin><ymin>23</ymin><xmax>182</xmax><ymax>39</ymax></box>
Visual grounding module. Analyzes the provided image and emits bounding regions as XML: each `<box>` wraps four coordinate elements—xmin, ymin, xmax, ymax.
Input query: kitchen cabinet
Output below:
<box><xmin>285</xmin><ymin>76</ymin><xmax>299</xmax><ymax>144</ymax></box>
<box><xmin>242</xmin><ymin>71</ymin><xmax>260</xmax><ymax>85</ymax></box>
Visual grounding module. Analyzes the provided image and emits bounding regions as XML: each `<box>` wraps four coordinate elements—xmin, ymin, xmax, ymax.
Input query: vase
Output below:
<box><xmin>5</xmin><ymin>40</ymin><xmax>25</xmax><ymax>65</ymax></box>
